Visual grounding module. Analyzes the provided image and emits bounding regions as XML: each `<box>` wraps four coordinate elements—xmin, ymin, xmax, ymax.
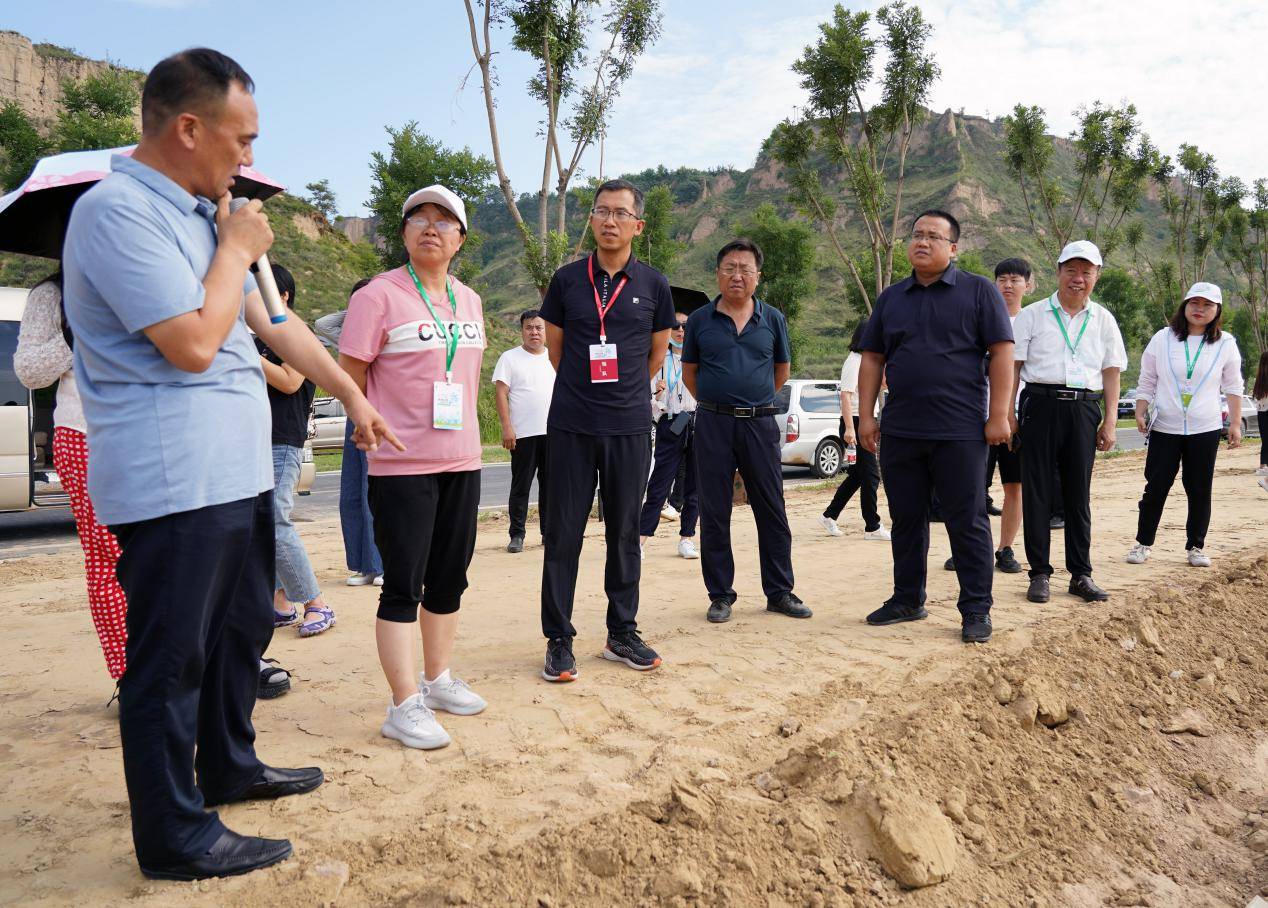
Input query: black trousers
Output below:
<box><xmin>639</xmin><ymin>415</ymin><xmax>699</xmax><ymax>537</ymax></box>
<box><xmin>879</xmin><ymin>435</ymin><xmax>993</xmax><ymax>616</ymax></box>
<box><xmin>693</xmin><ymin>408</ymin><xmax>794</xmax><ymax>603</ymax></box>
<box><xmin>1136</xmin><ymin>429</ymin><xmax>1221</xmax><ymax>550</ymax></box>
<box><xmin>508</xmin><ymin>434</ymin><xmax>549</xmax><ymax>539</ymax></box>
<box><xmin>368</xmin><ymin>471</ymin><xmax>480</xmax><ymax>621</ymax></box>
<box><xmin>668</xmin><ymin>452</ymin><xmax>687</xmax><ymax>511</ymax></box>
<box><xmin>823</xmin><ymin>415</ymin><xmax>881</xmax><ymax>530</ymax></box>
<box><xmin>541</xmin><ymin>429</ymin><xmax>650</xmax><ymax>639</ymax></box>
<box><xmin>1259</xmin><ymin>410</ymin><xmax>1267</xmax><ymax>465</ymax></box>
<box><xmin>111</xmin><ymin>493</ymin><xmax>274</xmax><ymax>866</ymax></box>
<box><xmin>1019</xmin><ymin>391</ymin><xmax>1099</xmax><ymax>578</ymax></box>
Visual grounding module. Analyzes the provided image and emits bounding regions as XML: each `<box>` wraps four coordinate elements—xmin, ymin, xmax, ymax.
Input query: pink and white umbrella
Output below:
<box><xmin>0</xmin><ymin>145</ymin><xmax>285</xmax><ymax>259</ymax></box>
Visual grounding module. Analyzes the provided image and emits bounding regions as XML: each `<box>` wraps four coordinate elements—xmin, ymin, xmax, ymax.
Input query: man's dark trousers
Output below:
<box><xmin>1018</xmin><ymin>390</ymin><xmax>1099</xmax><ymax>578</ymax></box>
<box><xmin>111</xmin><ymin>493</ymin><xmax>274</xmax><ymax>866</ymax></box>
<box><xmin>638</xmin><ymin>415</ymin><xmax>698</xmax><ymax>537</ymax></box>
<box><xmin>541</xmin><ymin>428</ymin><xmax>650</xmax><ymax>639</ymax></box>
<box><xmin>879</xmin><ymin>435</ymin><xmax>993</xmax><ymax>615</ymax></box>
<box><xmin>508</xmin><ymin>434</ymin><xmax>549</xmax><ymax>539</ymax></box>
<box><xmin>693</xmin><ymin>408</ymin><xmax>794</xmax><ymax>603</ymax></box>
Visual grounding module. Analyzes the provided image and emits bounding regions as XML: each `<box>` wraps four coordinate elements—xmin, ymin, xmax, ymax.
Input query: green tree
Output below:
<box><xmin>1217</xmin><ymin>178</ymin><xmax>1268</xmax><ymax>352</ymax></box>
<box><xmin>463</xmin><ymin>0</ymin><xmax>663</xmax><ymax>294</ymax></box>
<box><xmin>0</xmin><ymin>101</ymin><xmax>49</xmax><ymax>190</ymax></box>
<box><xmin>766</xmin><ymin>1</ymin><xmax>938</xmax><ymax>313</ymax></box>
<box><xmin>1003</xmin><ymin>101</ymin><xmax>1157</xmax><ymax>260</ymax></box>
<box><xmin>365</xmin><ymin>122</ymin><xmax>495</xmax><ymax>268</ymax></box>
<box><xmin>1093</xmin><ymin>266</ymin><xmax>1155</xmax><ymax>352</ymax></box>
<box><xmin>735</xmin><ymin>204</ymin><xmax>816</xmax><ymax>370</ymax></box>
<box><xmin>632</xmin><ymin>184</ymin><xmax>680</xmax><ymax>273</ymax></box>
<box><xmin>304</xmin><ymin>179</ymin><xmax>338</xmax><ymax>223</ymax></box>
<box><xmin>52</xmin><ymin>70</ymin><xmax>140</xmax><ymax>152</ymax></box>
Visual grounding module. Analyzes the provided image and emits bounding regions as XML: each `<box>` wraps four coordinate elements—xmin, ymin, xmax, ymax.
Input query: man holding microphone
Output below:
<box><xmin>63</xmin><ymin>49</ymin><xmax>399</xmax><ymax>880</ymax></box>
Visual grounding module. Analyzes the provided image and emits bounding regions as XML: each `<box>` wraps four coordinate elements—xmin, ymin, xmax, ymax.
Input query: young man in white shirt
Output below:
<box><xmin>1010</xmin><ymin>240</ymin><xmax>1128</xmax><ymax>604</ymax></box>
<box><xmin>493</xmin><ymin>310</ymin><xmax>556</xmax><ymax>553</ymax></box>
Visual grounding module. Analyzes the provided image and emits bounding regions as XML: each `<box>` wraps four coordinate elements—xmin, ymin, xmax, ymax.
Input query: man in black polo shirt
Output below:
<box><xmin>681</xmin><ymin>238</ymin><xmax>810</xmax><ymax>624</ymax></box>
<box><xmin>857</xmin><ymin>210</ymin><xmax>1014</xmax><ymax>643</ymax></box>
<box><xmin>538</xmin><ymin>179</ymin><xmax>675</xmax><ymax>682</ymax></box>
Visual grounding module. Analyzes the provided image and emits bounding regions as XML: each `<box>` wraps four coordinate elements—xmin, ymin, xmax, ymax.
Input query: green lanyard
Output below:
<box><xmin>1182</xmin><ymin>336</ymin><xmax>1205</xmax><ymax>380</ymax></box>
<box><xmin>407</xmin><ymin>263</ymin><xmax>460</xmax><ymax>382</ymax></box>
<box><xmin>1048</xmin><ymin>296</ymin><xmax>1091</xmax><ymax>359</ymax></box>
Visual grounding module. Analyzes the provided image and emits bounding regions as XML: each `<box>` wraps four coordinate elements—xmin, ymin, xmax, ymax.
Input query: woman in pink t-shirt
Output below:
<box><xmin>339</xmin><ymin>185</ymin><xmax>487</xmax><ymax>750</ymax></box>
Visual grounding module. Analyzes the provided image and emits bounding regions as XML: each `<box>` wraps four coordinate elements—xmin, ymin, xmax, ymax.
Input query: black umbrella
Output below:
<box><xmin>670</xmin><ymin>285</ymin><xmax>712</xmax><ymax>316</ymax></box>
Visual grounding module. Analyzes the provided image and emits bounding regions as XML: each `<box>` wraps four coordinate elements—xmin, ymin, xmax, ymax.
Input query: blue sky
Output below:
<box><xmin>9</xmin><ymin>0</ymin><xmax>1266</xmax><ymax>217</ymax></box>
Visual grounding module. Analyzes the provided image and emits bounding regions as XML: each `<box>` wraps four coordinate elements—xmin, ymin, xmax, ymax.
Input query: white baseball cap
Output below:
<box><xmin>1057</xmin><ymin>239</ymin><xmax>1103</xmax><ymax>267</ymax></box>
<box><xmin>400</xmin><ymin>184</ymin><xmax>468</xmax><ymax>232</ymax></box>
<box><xmin>1184</xmin><ymin>281</ymin><xmax>1222</xmax><ymax>305</ymax></box>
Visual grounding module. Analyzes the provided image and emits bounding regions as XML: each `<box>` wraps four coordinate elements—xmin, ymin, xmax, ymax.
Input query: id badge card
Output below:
<box><xmin>1180</xmin><ymin>381</ymin><xmax>1194</xmax><ymax>408</ymax></box>
<box><xmin>589</xmin><ymin>342</ymin><xmax>619</xmax><ymax>383</ymax></box>
<box><xmin>1065</xmin><ymin>355</ymin><xmax>1090</xmax><ymax>390</ymax></box>
<box><xmin>433</xmin><ymin>381</ymin><xmax>463</xmax><ymax>430</ymax></box>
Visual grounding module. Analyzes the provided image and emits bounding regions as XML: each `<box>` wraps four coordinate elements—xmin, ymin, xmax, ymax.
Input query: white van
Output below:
<box><xmin>0</xmin><ymin>286</ymin><xmax>313</xmax><ymax>515</ymax></box>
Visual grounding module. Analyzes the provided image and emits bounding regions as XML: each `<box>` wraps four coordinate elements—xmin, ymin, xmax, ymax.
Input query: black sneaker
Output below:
<box><xmin>994</xmin><ymin>547</ymin><xmax>1023</xmax><ymax>573</ymax></box>
<box><xmin>1049</xmin><ymin>515</ymin><xmax>1065</xmax><ymax>529</ymax></box>
<box><xmin>986</xmin><ymin>502</ymin><xmax>1003</xmax><ymax>517</ymax></box>
<box><xmin>944</xmin><ymin>556</ymin><xmax>956</xmax><ymax>571</ymax></box>
<box><xmin>507</xmin><ymin>536</ymin><xmax>524</xmax><ymax>554</ymax></box>
<box><xmin>767</xmin><ymin>592</ymin><xmax>812</xmax><ymax>619</ymax></box>
<box><xmin>1069</xmin><ymin>574</ymin><xmax>1109</xmax><ymax>602</ymax></box>
<box><xmin>706</xmin><ymin>597</ymin><xmax>733</xmax><ymax>623</ymax></box>
<box><xmin>961</xmin><ymin>613</ymin><xmax>992</xmax><ymax>643</ymax></box>
<box><xmin>542</xmin><ymin>637</ymin><xmax>577</xmax><ymax>682</ymax></box>
<box><xmin>865</xmin><ymin>600</ymin><xmax>929</xmax><ymax>626</ymax></box>
<box><xmin>603</xmin><ymin>631</ymin><xmax>662</xmax><ymax>671</ymax></box>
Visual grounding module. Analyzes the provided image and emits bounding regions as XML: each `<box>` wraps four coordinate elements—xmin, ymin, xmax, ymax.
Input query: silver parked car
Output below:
<box><xmin>775</xmin><ymin>379</ymin><xmax>854</xmax><ymax>478</ymax></box>
<box><xmin>310</xmin><ymin>396</ymin><xmax>347</xmax><ymax>451</ymax></box>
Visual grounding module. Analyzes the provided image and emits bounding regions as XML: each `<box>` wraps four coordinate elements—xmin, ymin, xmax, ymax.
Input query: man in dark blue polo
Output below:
<box><xmin>538</xmin><ymin>179</ymin><xmax>675</xmax><ymax>682</ymax></box>
<box><xmin>681</xmin><ymin>238</ymin><xmax>810</xmax><ymax>624</ymax></box>
<box><xmin>857</xmin><ymin>210</ymin><xmax>1014</xmax><ymax>643</ymax></box>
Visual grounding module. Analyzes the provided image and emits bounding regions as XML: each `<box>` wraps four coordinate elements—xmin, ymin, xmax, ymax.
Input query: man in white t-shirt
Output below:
<box><xmin>493</xmin><ymin>309</ymin><xmax>556</xmax><ymax>552</ymax></box>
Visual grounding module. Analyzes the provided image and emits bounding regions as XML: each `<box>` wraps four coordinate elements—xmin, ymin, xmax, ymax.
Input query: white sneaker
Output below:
<box><xmin>421</xmin><ymin>672</ymin><xmax>487</xmax><ymax>716</ymax></box>
<box><xmin>1260</xmin><ymin>477</ymin><xmax>1268</xmax><ymax>494</ymax></box>
<box><xmin>373</xmin><ymin>575</ymin><xmax>384</xmax><ymax>587</ymax></box>
<box><xmin>1255</xmin><ymin>465</ymin><xmax>1268</xmax><ymax>477</ymax></box>
<box><xmin>863</xmin><ymin>525</ymin><xmax>891</xmax><ymax>541</ymax></box>
<box><xmin>382</xmin><ymin>693</ymin><xmax>450</xmax><ymax>749</ymax></box>
<box><xmin>639</xmin><ymin>543</ymin><xmax>645</xmax><ymax>560</ymax></box>
<box><xmin>818</xmin><ymin>515</ymin><xmax>842</xmax><ymax>537</ymax></box>
<box><xmin>677</xmin><ymin>538</ymin><xmax>699</xmax><ymax>559</ymax></box>
<box><xmin>660</xmin><ymin>504</ymin><xmax>680</xmax><ymax>520</ymax></box>
<box><xmin>1187</xmin><ymin>548</ymin><xmax>1211</xmax><ymax>568</ymax></box>
<box><xmin>1125</xmin><ymin>544</ymin><xmax>1151</xmax><ymax>564</ymax></box>
<box><xmin>346</xmin><ymin>572</ymin><xmax>378</xmax><ymax>586</ymax></box>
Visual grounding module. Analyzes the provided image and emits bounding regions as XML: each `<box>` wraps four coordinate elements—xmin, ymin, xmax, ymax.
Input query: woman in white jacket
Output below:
<box><xmin>1127</xmin><ymin>282</ymin><xmax>1242</xmax><ymax>567</ymax></box>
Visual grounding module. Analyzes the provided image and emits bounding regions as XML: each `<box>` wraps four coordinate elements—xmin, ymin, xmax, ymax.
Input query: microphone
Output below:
<box><xmin>229</xmin><ymin>197</ymin><xmax>287</xmax><ymax>324</ymax></box>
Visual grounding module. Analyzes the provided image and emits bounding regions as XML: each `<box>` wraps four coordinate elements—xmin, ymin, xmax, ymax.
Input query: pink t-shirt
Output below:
<box><xmin>340</xmin><ymin>267</ymin><xmax>486</xmax><ymax>475</ymax></box>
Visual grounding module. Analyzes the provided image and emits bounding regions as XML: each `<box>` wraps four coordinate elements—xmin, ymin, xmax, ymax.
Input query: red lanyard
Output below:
<box><xmin>587</xmin><ymin>254</ymin><xmax>628</xmax><ymax>343</ymax></box>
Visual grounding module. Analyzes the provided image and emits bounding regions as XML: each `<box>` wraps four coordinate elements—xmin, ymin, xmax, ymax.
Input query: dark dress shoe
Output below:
<box><xmin>1069</xmin><ymin>575</ymin><xmax>1109</xmax><ymax>602</ymax></box>
<box><xmin>986</xmin><ymin>502</ymin><xmax>1003</xmax><ymax>517</ymax></box>
<box><xmin>767</xmin><ymin>592</ymin><xmax>812</xmax><ymax>619</ymax></box>
<box><xmin>203</xmin><ymin>765</ymin><xmax>324</xmax><ymax>807</ymax></box>
<box><xmin>140</xmin><ymin>829</ymin><xmax>292</xmax><ymax>881</ymax></box>
<box><xmin>1027</xmin><ymin>575</ymin><xmax>1050</xmax><ymax>603</ymax></box>
<box><xmin>866</xmin><ymin>600</ymin><xmax>928</xmax><ymax>626</ymax></box>
<box><xmin>944</xmin><ymin>556</ymin><xmax>956</xmax><ymax>571</ymax></box>
<box><xmin>961</xmin><ymin>613</ymin><xmax>992</xmax><ymax>643</ymax></box>
<box><xmin>706</xmin><ymin>598</ymin><xmax>733</xmax><ymax>623</ymax></box>
<box><xmin>994</xmin><ymin>547</ymin><xmax>1023</xmax><ymax>573</ymax></box>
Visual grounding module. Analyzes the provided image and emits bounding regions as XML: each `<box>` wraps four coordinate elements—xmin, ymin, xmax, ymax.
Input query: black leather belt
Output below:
<box><xmin>698</xmin><ymin>401</ymin><xmax>778</xmax><ymax>418</ymax></box>
<box><xmin>1025</xmin><ymin>384</ymin><xmax>1104</xmax><ymax>402</ymax></box>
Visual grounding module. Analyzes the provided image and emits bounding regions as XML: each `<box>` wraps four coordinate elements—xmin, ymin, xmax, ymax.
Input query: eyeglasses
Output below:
<box><xmin>406</xmin><ymin>216</ymin><xmax>461</xmax><ymax>234</ymax></box>
<box><xmin>718</xmin><ymin>265</ymin><xmax>759</xmax><ymax>277</ymax></box>
<box><xmin>672</xmin><ymin>323</ymin><xmax>687</xmax><ymax>330</ymax></box>
<box><xmin>591</xmin><ymin>207</ymin><xmax>639</xmax><ymax>222</ymax></box>
<box><xmin>910</xmin><ymin>231</ymin><xmax>952</xmax><ymax>244</ymax></box>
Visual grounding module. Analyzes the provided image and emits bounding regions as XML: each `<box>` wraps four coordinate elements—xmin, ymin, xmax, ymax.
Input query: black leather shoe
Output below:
<box><xmin>140</xmin><ymin>829</ymin><xmax>293</xmax><ymax>881</ymax></box>
<box><xmin>944</xmin><ymin>556</ymin><xmax>956</xmax><ymax>571</ymax></box>
<box><xmin>767</xmin><ymin>593</ymin><xmax>812</xmax><ymax>619</ymax></box>
<box><xmin>961</xmin><ymin>613</ymin><xmax>992</xmax><ymax>643</ymax></box>
<box><xmin>1069</xmin><ymin>574</ymin><xmax>1109</xmax><ymax>602</ymax></box>
<box><xmin>1027</xmin><ymin>575</ymin><xmax>1050</xmax><ymax>603</ymax></box>
<box><xmin>866</xmin><ymin>600</ymin><xmax>928</xmax><ymax>626</ymax></box>
<box><xmin>986</xmin><ymin>501</ymin><xmax>1002</xmax><ymax>517</ymax></box>
<box><xmin>203</xmin><ymin>765</ymin><xmax>324</xmax><ymax>807</ymax></box>
<box><xmin>706</xmin><ymin>597</ymin><xmax>733</xmax><ymax>623</ymax></box>
<box><xmin>994</xmin><ymin>547</ymin><xmax>1023</xmax><ymax>574</ymax></box>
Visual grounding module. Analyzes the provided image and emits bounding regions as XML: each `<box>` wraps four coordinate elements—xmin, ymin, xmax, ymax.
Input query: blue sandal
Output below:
<box><xmin>298</xmin><ymin>605</ymin><xmax>336</xmax><ymax>637</ymax></box>
<box><xmin>273</xmin><ymin>607</ymin><xmax>299</xmax><ymax>628</ymax></box>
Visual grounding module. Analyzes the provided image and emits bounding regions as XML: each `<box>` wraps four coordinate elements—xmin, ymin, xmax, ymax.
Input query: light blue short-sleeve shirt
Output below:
<box><xmin>62</xmin><ymin>155</ymin><xmax>271</xmax><ymax>525</ymax></box>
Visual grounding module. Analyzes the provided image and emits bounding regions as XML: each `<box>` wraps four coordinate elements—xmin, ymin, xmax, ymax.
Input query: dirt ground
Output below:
<box><xmin>2</xmin><ymin>446</ymin><xmax>1267</xmax><ymax>907</ymax></box>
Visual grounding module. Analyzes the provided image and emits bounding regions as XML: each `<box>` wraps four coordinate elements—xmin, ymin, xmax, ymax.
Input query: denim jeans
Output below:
<box><xmin>340</xmin><ymin>418</ymin><xmax>382</xmax><ymax>575</ymax></box>
<box><xmin>271</xmin><ymin>444</ymin><xmax>321</xmax><ymax>603</ymax></box>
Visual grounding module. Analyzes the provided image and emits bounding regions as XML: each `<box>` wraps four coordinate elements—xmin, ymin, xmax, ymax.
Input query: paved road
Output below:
<box><xmin>0</xmin><ymin>427</ymin><xmax>1181</xmax><ymax>561</ymax></box>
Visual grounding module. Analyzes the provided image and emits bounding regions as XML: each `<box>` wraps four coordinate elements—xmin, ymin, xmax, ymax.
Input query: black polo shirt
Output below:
<box><xmin>681</xmin><ymin>298</ymin><xmax>791</xmax><ymax>407</ymax></box>
<box><xmin>860</xmin><ymin>265</ymin><xmax>1013</xmax><ymax>441</ymax></box>
<box><xmin>254</xmin><ymin>336</ymin><xmax>316</xmax><ymax>448</ymax></box>
<box><xmin>539</xmin><ymin>253</ymin><xmax>676</xmax><ymax>435</ymax></box>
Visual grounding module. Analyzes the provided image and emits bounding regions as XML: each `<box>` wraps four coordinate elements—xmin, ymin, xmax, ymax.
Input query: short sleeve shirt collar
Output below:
<box><xmin>111</xmin><ymin>154</ymin><xmax>216</xmax><ymax>221</ymax></box>
<box><xmin>900</xmin><ymin>264</ymin><xmax>959</xmax><ymax>291</ymax></box>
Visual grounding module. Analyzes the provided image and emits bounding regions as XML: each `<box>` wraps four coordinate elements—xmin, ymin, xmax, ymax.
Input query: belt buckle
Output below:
<box><xmin>1056</xmin><ymin>389</ymin><xmax>1078</xmax><ymax>401</ymax></box>
<box><xmin>734</xmin><ymin>406</ymin><xmax>754</xmax><ymax>418</ymax></box>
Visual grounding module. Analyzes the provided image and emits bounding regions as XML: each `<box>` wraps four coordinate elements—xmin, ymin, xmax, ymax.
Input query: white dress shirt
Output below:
<box><xmin>653</xmin><ymin>346</ymin><xmax>696</xmax><ymax>417</ymax></box>
<box><xmin>1135</xmin><ymin>328</ymin><xmax>1242</xmax><ymax>435</ymax></box>
<box><xmin>839</xmin><ymin>351</ymin><xmax>879</xmax><ymax>418</ymax></box>
<box><xmin>1013</xmin><ymin>295</ymin><xmax>1128</xmax><ymax>390</ymax></box>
